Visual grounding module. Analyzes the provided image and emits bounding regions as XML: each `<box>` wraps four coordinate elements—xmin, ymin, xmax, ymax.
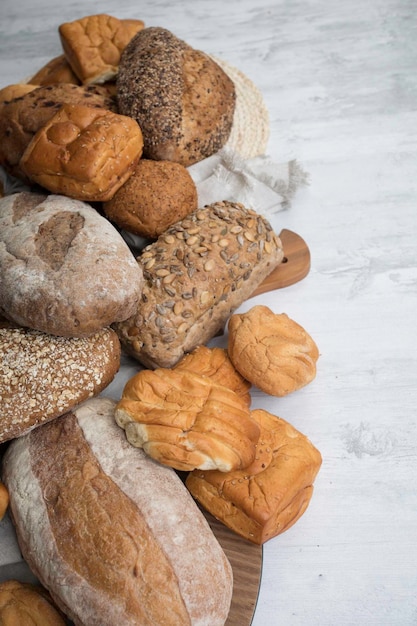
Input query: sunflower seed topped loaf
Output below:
<box><xmin>113</xmin><ymin>200</ymin><xmax>284</xmax><ymax>369</ymax></box>
<box><xmin>117</xmin><ymin>27</ymin><xmax>236</xmax><ymax>166</ymax></box>
<box><xmin>0</xmin><ymin>192</ymin><xmax>144</xmax><ymax>337</ymax></box>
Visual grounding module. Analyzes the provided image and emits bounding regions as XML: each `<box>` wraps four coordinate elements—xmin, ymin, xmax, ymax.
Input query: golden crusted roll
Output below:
<box><xmin>103</xmin><ymin>159</ymin><xmax>198</xmax><ymax>239</ymax></box>
<box><xmin>174</xmin><ymin>345</ymin><xmax>252</xmax><ymax>407</ymax></box>
<box><xmin>228</xmin><ymin>305</ymin><xmax>319</xmax><ymax>396</ymax></box>
<box><xmin>0</xmin><ymin>580</ymin><xmax>65</xmax><ymax>626</ymax></box>
<box><xmin>115</xmin><ymin>368</ymin><xmax>260</xmax><ymax>472</ymax></box>
<box><xmin>0</xmin><ymin>481</ymin><xmax>9</xmax><ymax>520</ymax></box>
<box><xmin>186</xmin><ymin>408</ymin><xmax>322</xmax><ymax>544</ymax></box>
<box><xmin>20</xmin><ymin>103</ymin><xmax>144</xmax><ymax>202</ymax></box>
<box><xmin>59</xmin><ymin>14</ymin><xmax>145</xmax><ymax>84</ymax></box>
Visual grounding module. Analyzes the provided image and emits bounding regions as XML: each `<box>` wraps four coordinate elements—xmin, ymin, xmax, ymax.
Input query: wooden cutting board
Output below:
<box><xmin>204</xmin><ymin>510</ymin><xmax>263</xmax><ymax>625</ymax></box>
<box><xmin>252</xmin><ymin>228</ymin><xmax>311</xmax><ymax>296</ymax></box>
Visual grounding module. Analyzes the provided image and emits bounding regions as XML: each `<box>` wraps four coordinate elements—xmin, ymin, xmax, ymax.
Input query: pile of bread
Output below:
<box><xmin>0</xmin><ymin>13</ymin><xmax>322</xmax><ymax>626</ymax></box>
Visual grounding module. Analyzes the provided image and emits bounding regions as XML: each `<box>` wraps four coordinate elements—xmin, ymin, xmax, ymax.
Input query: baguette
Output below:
<box><xmin>2</xmin><ymin>397</ymin><xmax>233</xmax><ymax>626</ymax></box>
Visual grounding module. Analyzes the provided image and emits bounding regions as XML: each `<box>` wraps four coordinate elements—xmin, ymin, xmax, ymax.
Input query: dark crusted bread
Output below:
<box><xmin>113</xmin><ymin>201</ymin><xmax>284</xmax><ymax>369</ymax></box>
<box><xmin>2</xmin><ymin>397</ymin><xmax>233</xmax><ymax>625</ymax></box>
<box><xmin>0</xmin><ymin>192</ymin><xmax>144</xmax><ymax>337</ymax></box>
<box><xmin>0</xmin><ymin>83</ymin><xmax>116</xmax><ymax>180</ymax></box>
<box><xmin>117</xmin><ymin>27</ymin><xmax>236</xmax><ymax>166</ymax></box>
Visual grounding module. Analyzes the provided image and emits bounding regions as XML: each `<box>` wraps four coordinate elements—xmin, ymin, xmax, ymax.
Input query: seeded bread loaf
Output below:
<box><xmin>117</xmin><ymin>27</ymin><xmax>236</xmax><ymax>166</ymax></box>
<box><xmin>0</xmin><ymin>325</ymin><xmax>120</xmax><ymax>444</ymax></box>
<box><xmin>113</xmin><ymin>201</ymin><xmax>284</xmax><ymax>369</ymax></box>
<box><xmin>0</xmin><ymin>192</ymin><xmax>144</xmax><ymax>337</ymax></box>
<box><xmin>0</xmin><ymin>83</ymin><xmax>116</xmax><ymax>180</ymax></box>
<box><xmin>2</xmin><ymin>397</ymin><xmax>233</xmax><ymax>626</ymax></box>
<box><xmin>20</xmin><ymin>104</ymin><xmax>144</xmax><ymax>202</ymax></box>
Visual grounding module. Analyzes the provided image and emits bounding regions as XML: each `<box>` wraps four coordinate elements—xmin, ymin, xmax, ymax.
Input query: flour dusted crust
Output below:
<box><xmin>20</xmin><ymin>104</ymin><xmax>144</xmax><ymax>202</ymax></box>
<box><xmin>0</xmin><ymin>326</ymin><xmax>120</xmax><ymax>443</ymax></box>
<box><xmin>115</xmin><ymin>368</ymin><xmax>260</xmax><ymax>472</ymax></box>
<box><xmin>117</xmin><ymin>27</ymin><xmax>236</xmax><ymax>166</ymax></box>
<box><xmin>113</xmin><ymin>201</ymin><xmax>284</xmax><ymax>369</ymax></box>
<box><xmin>0</xmin><ymin>580</ymin><xmax>66</xmax><ymax>625</ymax></box>
<box><xmin>59</xmin><ymin>14</ymin><xmax>145</xmax><ymax>84</ymax></box>
<box><xmin>186</xmin><ymin>408</ymin><xmax>322</xmax><ymax>544</ymax></box>
<box><xmin>228</xmin><ymin>305</ymin><xmax>319</xmax><ymax>396</ymax></box>
<box><xmin>0</xmin><ymin>192</ymin><xmax>144</xmax><ymax>337</ymax></box>
<box><xmin>2</xmin><ymin>397</ymin><xmax>233</xmax><ymax>626</ymax></box>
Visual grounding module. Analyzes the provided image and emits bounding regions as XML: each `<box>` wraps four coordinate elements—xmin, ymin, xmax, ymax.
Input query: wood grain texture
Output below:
<box><xmin>251</xmin><ymin>229</ymin><xmax>311</xmax><ymax>296</ymax></box>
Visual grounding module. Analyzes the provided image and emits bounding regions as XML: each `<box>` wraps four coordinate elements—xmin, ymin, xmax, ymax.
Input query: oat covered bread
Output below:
<box><xmin>115</xmin><ymin>368</ymin><xmax>260</xmax><ymax>472</ymax></box>
<box><xmin>103</xmin><ymin>159</ymin><xmax>198</xmax><ymax>238</ymax></box>
<box><xmin>117</xmin><ymin>27</ymin><xmax>236</xmax><ymax>166</ymax></box>
<box><xmin>20</xmin><ymin>104</ymin><xmax>144</xmax><ymax>202</ymax></box>
<box><xmin>228</xmin><ymin>305</ymin><xmax>319</xmax><ymax>396</ymax></box>
<box><xmin>0</xmin><ymin>83</ymin><xmax>116</xmax><ymax>180</ymax></box>
<box><xmin>0</xmin><ymin>580</ymin><xmax>66</xmax><ymax>626</ymax></box>
<box><xmin>30</xmin><ymin>54</ymin><xmax>81</xmax><ymax>86</ymax></box>
<box><xmin>174</xmin><ymin>345</ymin><xmax>252</xmax><ymax>407</ymax></box>
<box><xmin>186</xmin><ymin>408</ymin><xmax>322</xmax><ymax>544</ymax></box>
<box><xmin>0</xmin><ymin>326</ymin><xmax>120</xmax><ymax>443</ymax></box>
<box><xmin>0</xmin><ymin>192</ymin><xmax>144</xmax><ymax>337</ymax></box>
<box><xmin>59</xmin><ymin>14</ymin><xmax>145</xmax><ymax>84</ymax></box>
<box><xmin>2</xmin><ymin>397</ymin><xmax>233</xmax><ymax>626</ymax></box>
<box><xmin>113</xmin><ymin>201</ymin><xmax>284</xmax><ymax>369</ymax></box>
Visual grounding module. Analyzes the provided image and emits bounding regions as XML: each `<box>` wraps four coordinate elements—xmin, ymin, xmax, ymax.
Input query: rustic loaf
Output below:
<box><xmin>20</xmin><ymin>103</ymin><xmax>144</xmax><ymax>202</ymax></box>
<box><xmin>0</xmin><ymin>325</ymin><xmax>120</xmax><ymax>443</ymax></box>
<box><xmin>117</xmin><ymin>27</ymin><xmax>236</xmax><ymax>166</ymax></box>
<box><xmin>186</xmin><ymin>408</ymin><xmax>322</xmax><ymax>544</ymax></box>
<box><xmin>2</xmin><ymin>397</ymin><xmax>233</xmax><ymax>626</ymax></box>
<box><xmin>113</xmin><ymin>200</ymin><xmax>284</xmax><ymax>369</ymax></box>
<box><xmin>0</xmin><ymin>83</ymin><xmax>116</xmax><ymax>180</ymax></box>
<box><xmin>0</xmin><ymin>192</ymin><xmax>144</xmax><ymax>337</ymax></box>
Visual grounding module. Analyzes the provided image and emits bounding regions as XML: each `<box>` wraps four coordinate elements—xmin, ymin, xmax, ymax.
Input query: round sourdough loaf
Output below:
<box><xmin>0</xmin><ymin>325</ymin><xmax>121</xmax><ymax>443</ymax></box>
<box><xmin>2</xmin><ymin>397</ymin><xmax>233</xmax><ymax>626</ymax></box>
<box><xmin>0</xmin><ymin>192</ymin><xmax>144</xmax><ymax>337</ymax></box>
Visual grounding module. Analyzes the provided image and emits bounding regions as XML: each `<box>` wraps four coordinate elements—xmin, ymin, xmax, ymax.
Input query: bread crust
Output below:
<box><xmin>113</xmin><ymin>201</ymin><xmax>284</xmax><ymax>369</ymax></box>
<box><xmin>3</xmin><ymin>397</ymin><xmax>233</xmax><ymax>625</ymax></box>
<box><xmin>0</xmin><ymin>580</ymin><xmax>66</xmax><ymax>625</ymax></box>
<box><xmin>103</xmin><ymin>159</ymin><xmax>198</xmax><ymax>238</ymax></box>
<box><xmin>115</xmin><ymin>368</ymin><xmax>260</xmax><ymax>471</ymax></box>
<box><xmin>0</xmin><ymin>192</ymin><xmax>144</xmax><ymax>337</ymax></box>
<box><xmin>59</xmin><ymin>14</ymin><xmax>145</xmax><ymax>84</ymax></box>
<box><xmin>20</xmin><ymin>103</ymin><xmax>144</xmax><ymax>202</ymax></box>
<box><xmin>228</xmin><ymin>305</ymin><xmax>319</xmax><ymax>396</ymax></box>
<box><xmin>117</xmin><ymin>27</ymin><xmax>236</xmax><ymax>166</ymax></box>
<box><xmin>0</xmin><ymin>83</ymin><xmax>116</xmax><ymax>180</ymax></box>
<box><xmin>0</xmin><ymin>326</ymin><xmax>120</xmax><ymax>443</ymax></box>
<box><xmin>29</xmin><ymin>54</ymin><xmax>81</xmax><ymax>86</ymax></box>
<box><xmin>186</xmin><ymin>408</ymin><xmax>322</xmax><ymax>544</ymax></box>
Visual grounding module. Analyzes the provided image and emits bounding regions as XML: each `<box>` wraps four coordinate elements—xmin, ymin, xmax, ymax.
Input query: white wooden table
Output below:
<box><xmin>1</xmin><ymin>1</ymin><xmax>416</xmax><ymax>624</ymax></box>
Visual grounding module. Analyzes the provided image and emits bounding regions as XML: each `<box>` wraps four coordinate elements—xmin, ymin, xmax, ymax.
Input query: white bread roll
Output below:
<box><xmin>2</xmin><ymin>397</ymin><xmax>233</xmax><ymax>626</ymax></box>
